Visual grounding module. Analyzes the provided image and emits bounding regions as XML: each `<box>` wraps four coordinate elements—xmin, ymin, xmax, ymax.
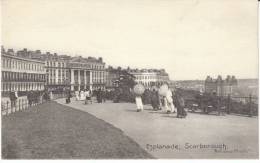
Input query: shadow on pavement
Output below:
<box><xmin>148</xmin><ymin>111</ymin><xmax>167</xmax><ymax>115</ymax></box>
<box><xmin>125</xmin><ymin>109</ymin><xmax>139</xmax><ymax>112</ymax></box>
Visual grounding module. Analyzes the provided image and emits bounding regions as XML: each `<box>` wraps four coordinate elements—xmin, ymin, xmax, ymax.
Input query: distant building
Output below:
<box><xmin>1</xmin><ymin>47</ymin><xmax>46</xmax><ymax>96</ymax></box>
<box><xmin>174</xmin><ymin>80</ymin><xmax>204</xmax><ymax>92</ymax></box>
<box><xmin>128</xmin><ymin>68</ymin><xmax>170</xmax><ymax>88</ymax></box>
<box><xmin>204</xmin><ymin>75</ymin><xmax>238</xmax><ymax>96</ymax></box>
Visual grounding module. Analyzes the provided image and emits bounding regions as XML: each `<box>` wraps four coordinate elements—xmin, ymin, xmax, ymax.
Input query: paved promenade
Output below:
<box><xmin>56</xmin><ymin>98</ymin><xmax>258</xmax><ymax>159</ymax></box>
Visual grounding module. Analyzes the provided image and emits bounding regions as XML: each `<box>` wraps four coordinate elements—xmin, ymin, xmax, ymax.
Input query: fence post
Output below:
<box><xmin>24</xmin><ymin>99</ymin><xmax>26</xmax><ymax>110</ymax></box>
<box><xmin>22</xmin><ymin>99</ymin><xmax>24</xmax><ymax>110</ymax></box>
<box><xmin>11</xmin><ymin>101</ymin><xmax>15</xmax><ymax>113</ymax></box>
<box><xmin>25</xmin><ymin>99</ymin><xmax>27</xmax><ymax>109</ymax></box>
<box><xmin>7</xmin><ymin>101</ymin><xmax>10</xmax><ymax>115</ymax></box>
<box><xmin>19</xmin><ymin>99</ymin><xmax>21</xmax><ymax>111</ymax></box>
<box><xmin>217</xmin><ymin>97</ymin><xmax>220</xmax><ymax>116</ymax></box>
<box><xmin>26</xmin><ymin>99</ymin><xmax>29</xmax><ymax>109</ymax></box>
<box><xmin>249</xmin><ymin>94</ymin><xmax>252</xmax><ymax>117</ymax></box>
<box><xmin>1</xmin><ymin>102</ymin><xmax>6</xmax><ymax>116</ymax></box>
<box><xmin>15</xmin><ymin>99</ymin><xmax>18</xmax><ymax>112</ymax></box>
<box><xmin>227</xmin><ymin>94</ymin><xmax>231</xmax><ymax>114</ymax></box>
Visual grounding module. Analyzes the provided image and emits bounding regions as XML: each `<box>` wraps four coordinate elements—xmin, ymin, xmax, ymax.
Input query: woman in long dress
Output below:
<box><xmin>166</xmin><ymin>90</ymin><xmax>176</xmax><ymax>113</ymax></box>
<box><xmin>75</xmin><ymin>90</ymin><xmax>79</xmax><ymax>101</ymax></box>
<box><xmin>49</xmin><ymin>91</ymin><xmax>53</xmax><ymax>100</ymax></box>
<box><xmin>135</xmin><ymin>95</ymin><xmax>143</xmax><ymax>112</ymax></box>
<box><xmin>80</xmin><ymin>90</ymin><xmax>85</xmax><ymax>100</ymax></box>
<box><xmin>134</xmin><ymin>84</ymin><xmax>145</xmax><ymax>112</ymax></box>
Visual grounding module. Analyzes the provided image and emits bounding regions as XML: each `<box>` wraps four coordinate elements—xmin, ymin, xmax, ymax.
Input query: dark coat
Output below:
<box><xmin>10</xmin><ymin>92</ymin><xmax>17</xmax><ymax>101</ymax></box>
<box><xmin>173</xmin><ymin>92</ymin><xmax>186</xmax><ymax>117</ymax></box>
<box><xmin>151</xmin><ymin>91</ymin><xmax>159</xmax><ymax>109</ymax></box>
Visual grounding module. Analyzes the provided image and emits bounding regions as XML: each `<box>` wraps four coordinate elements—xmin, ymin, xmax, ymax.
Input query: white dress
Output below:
<box><xmin>75</xmin><ymin>91</ymin><xmax>79</xmax><ymax>101</ymax></box>
<box><xmin>166</xmin><ymin>90</ymin><xmax>176</xmax><ymax>113</ymax></box>
<box><xmin>135</xmin><ymin>96</ymin><xmax>143</xmax><ymax>111</ymax></box>
<box><xmin>80</xmin><ymin>91</ymin><xmax>85</xmax><ymax>100</ymax></box>
<box><xmin>84</xmin><ymin>91</ymin><xmax>90</xmax><ymax>98</ymax></box>
<box><xmin>49</xmin><ymin>92</ymin><xmax>53</xmax><ymax>100</ymax></box>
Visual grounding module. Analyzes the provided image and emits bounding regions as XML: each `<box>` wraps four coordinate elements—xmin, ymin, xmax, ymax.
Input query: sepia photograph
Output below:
<box><xmin>1</xmin><ymin>0</ymin><xmax>259</xmax><ymax>160</ymax></box>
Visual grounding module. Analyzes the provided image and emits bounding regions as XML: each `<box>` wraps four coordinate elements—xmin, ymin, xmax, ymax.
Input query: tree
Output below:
<box><xmin>115</xmin><ymin>71</ymin><xmax>136</xmax><ymax>102</ymax></box>
<box><xmin>117</xmin><ymin>66</ymin><xmax>122</xmax><ymax>71</ymax></box>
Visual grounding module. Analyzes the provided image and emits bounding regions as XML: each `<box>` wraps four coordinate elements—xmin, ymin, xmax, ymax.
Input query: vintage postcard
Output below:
<box><xmin>1</xmin><ymin>0</ymin><xmax>259</xmax><ymax>160</ymax></box>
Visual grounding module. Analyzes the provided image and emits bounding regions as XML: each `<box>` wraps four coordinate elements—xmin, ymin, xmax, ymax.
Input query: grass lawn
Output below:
<box><xmin>2</xmin><ymin>101</ymin><xmax>153</xmax><ymax>159</ymax></box>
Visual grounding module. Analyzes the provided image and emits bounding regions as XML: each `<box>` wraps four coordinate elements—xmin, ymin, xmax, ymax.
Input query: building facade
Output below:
<box><xmin>42</xmin><ymin>53</ymin><xmax>71</xmax><ymax>91</ymax></box>
<box><xmin>1</xmin><ymin>47</ymin><xmax>107</xmax><ymax>95</ymax></box>
<box><xmin>205</xmin><ymin>75</ymin><xmax>238</xmax><ymax>96</ymax></box>
<box><xmin>1</xmin><ymin>47</ymin><xmax>46</xmax><ymax>96</ymax></box>
<box><xmin>67</xmin><ymin>56</ymin><xmax>106</xmax><ymax>91</ymax></box>
<box><xmin>42</xmin><ymin>53</ymin><xmax>106</xmax><ymax>91</ymax></box>
<box><xmin>128</xmin><ymin>69</ymin><xmax>170</xmax><ymax>87</ymax></box>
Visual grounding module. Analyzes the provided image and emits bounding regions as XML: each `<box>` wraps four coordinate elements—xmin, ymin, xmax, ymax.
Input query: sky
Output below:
<box><xmin>1</xmin><ymin>0</ymin><xmax>258</xmax><ymax>80</ymax></box>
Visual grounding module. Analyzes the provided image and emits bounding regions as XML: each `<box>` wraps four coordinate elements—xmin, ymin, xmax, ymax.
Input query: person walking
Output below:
<box><xmin>133</xmin><ymin>84</ymin><xmax>145</xmax><ymax>112</ymax></box>
<box><xmin>166</xmin><ymin>89</ymin><xmax>176</xmax><ymax>114</ymax></box>
<box><xmin>80</xmin><ymin>90</ymin><xmax>85</xmax><ymax>101</ymax></box>
<box><xmin>10</xmin><ymin>91</ymin><xmax>18</xmax><ymax>112</ymax></box>
<box><xmin>151</xmin><ymin>89</ymin><xmax>160</xmax><ymax>110</ymax></box>
<box><xmin>173</xmin><ymin>90</ymin><xmax>187</xmax><ymax>118</ymax></box>
<box><xmin>84</xmin><ymin>89</ymin><xmax>91</xmax><ymax>104</ymax></box>
<box><xmin>27</xmin><ymin>90</ymin><xmax>33</xmax><ymax>107</ymax></box>
<box><xmin>49</xmin><ymin>91</ymin><xmax>53</xmax><ymax>100</ymax></box>
<box><xmin>97</xmin><ymin>88</ymin><xmax>102</xmax><ymax>103</ymax></box>
<box><xmin>135</xmin><ymin>95</ymin><xmax>143</xmax><ymax>112</ymax></box>
<box><xmin>66</xmin><ymin>90</ymin><xmax>72</xmax><ymax>104</ymax></box>
<box><xmin>75</xmin><ymin>90</ymin><xmax>79</xmax><ymax>101</ymax></box>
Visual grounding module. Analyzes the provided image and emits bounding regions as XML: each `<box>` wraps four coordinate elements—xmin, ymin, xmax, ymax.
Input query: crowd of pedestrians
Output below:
<box><xmin>133</xmin><ymin>84</ymin><xmax>187</xmax><ymax>118</ymax></box>
<box><xmin>6</xmin><ymin>83</ymin><xmax>227</xmax><ymax>119</ymax></box>
<box><xmin>62</xmin><ymin>83</ymin><xmax>187</xmax><ymax>118</ymax></box>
